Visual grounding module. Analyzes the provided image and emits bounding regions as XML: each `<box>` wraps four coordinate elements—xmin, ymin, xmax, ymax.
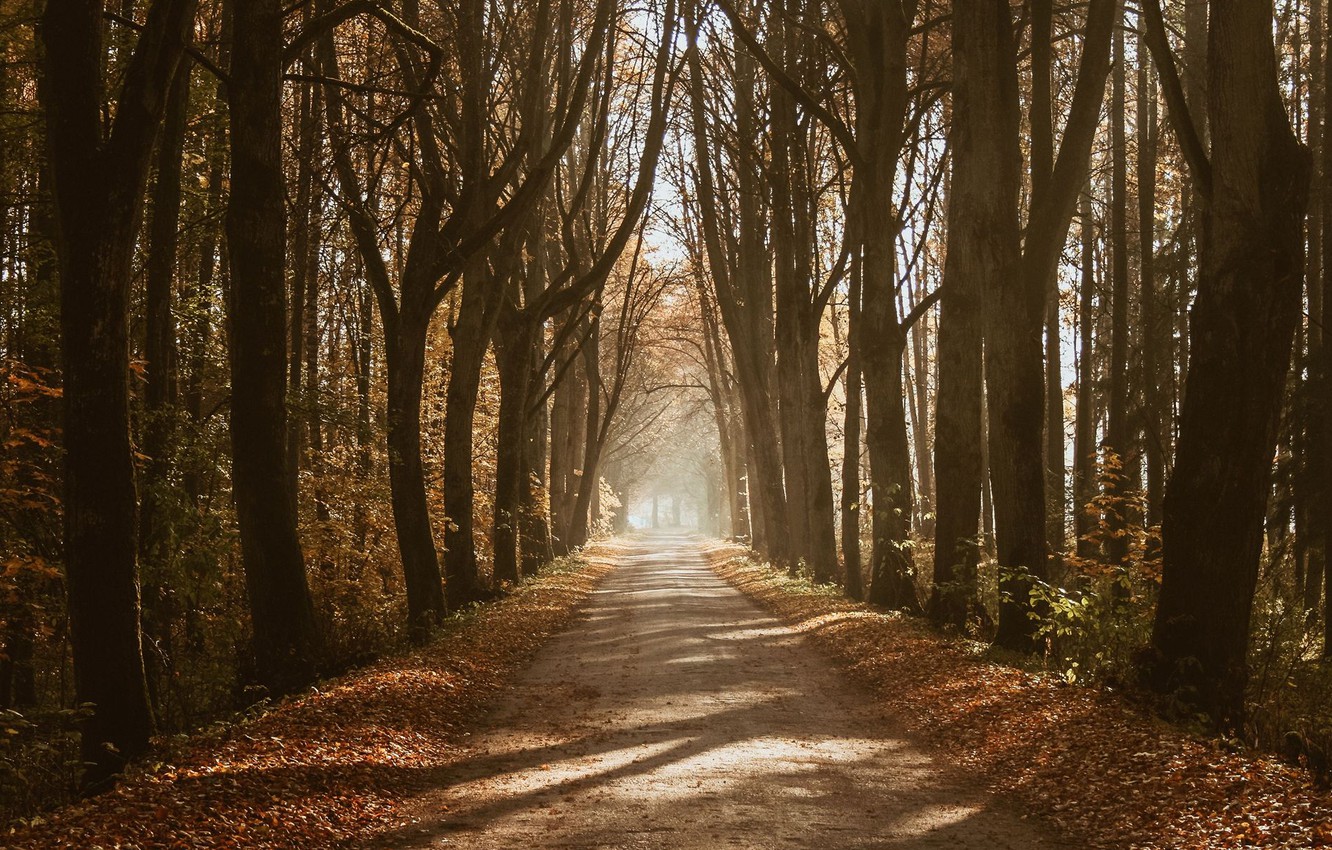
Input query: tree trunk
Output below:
<box><xmin>226</xmin><ymin>0</ymin><xmax>319</xmax><ymax>695</ymax></box>
<box><xmin>864</xmin><ymin>327</ymin><xmax>921</xmax><ymax>612</ymax></box>
<box><xmin>1139</xmin><ymin>43</ymin><xmax>1166</xmax><ymax>535</ymax></box>
<box><xmin>549</xmin><ymin>334</ymin><xmax>585</xmax><ymax>555</ymax></box>
<box><xmin>520</xmin><ymin>338</ymin><xmax>554</xmax><ymax>576</ymax></box>
<box><xmin>385</xmin><ymin>311</ymin><xmax>447</xmax><ymax>635</ymax></box>
<box><xmin>991</xmin><ymin>0</ymin><xmax>1114</xmax><ymax>649</ymax></box>
<box><xmin>842</xmin><ymin>260</ymin><xmax>865</xmax><ymax>599</ymax></box>
<box><xmin>1031</xmin><ymin>0</ymin><xmax>1065</xmax><ymax>563</ymax></box>
<box><xmin>1074</xmin><ymin>189</ymin><xmax>1098</xmax><ymax>559</ymax></box>
<box><xmin>1150</xmin><ymin>0</ymin><xmax>1310</xmax><ymax>725</ymax></box>
<box><xmin>909</xmin><ymin>285</ymin><xmax>936</xmax><ymax>539</ymax></box>
<box><xmin>40</xmin><ymin>0</ymin><xmax>195</xmax><ymax>785</ymax></box>
<box><xmin>930</xmin><ymin>0</ymin><xmax>1006</xmax><ymax>628</ymax></box>
<box><xmin>140</xmin><ymin>61</ymin><xmax>188</xmax><ymax>568</ymax></box>
<box><xmin>841</xmin><ymin>1</ymin><xmax>918</xmax><ymax>612</ymax></box>
<box><xmin>1104</xmin><ymin>20</ymin><xmax>1131</xmax><ymax>581</ymax></box>
<box><xmin>1323</xmin><ymin>0</ymin><xmax>1332</xmax><ymax>648</ymax></box>
<box><xmin>967</xmin><ymin>0</ymin><xmax>1033</xmax><ymax>650</ymax></box>
<box><xmin>443</xmin><ymin>269</ymin><xmax>502</xmax><ymax>607</ymax></box>
<box><xmin>570</xmin><ymin>313</ymin><xmax>603</xmax><ymax>549</ymax></box>
<box><xmin>494</xmin><ymin>306</ymin><xmax>534</xmax><ymax>586</ymax></box>
<box><xmin>286</xmin><ymin>73</ymin><xmax>319</xmax><ymax>486</ymax></box>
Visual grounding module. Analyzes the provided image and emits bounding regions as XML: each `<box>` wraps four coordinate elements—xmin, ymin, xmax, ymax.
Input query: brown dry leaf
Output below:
<box><xmin>705</xmin><ymin>544</ymin><xmax>1332</xmax><ymax>850</ymax></box>
<box><xmin>2</xmin><ymin>549</ymin><xmax>615</xmax><ymax>850</ymax></box>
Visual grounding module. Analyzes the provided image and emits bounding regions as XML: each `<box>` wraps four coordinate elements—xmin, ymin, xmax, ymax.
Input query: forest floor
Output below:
<box><xmin>6</xmin><ymin>533</ymin><xmax>1330</xmax><ymax>849</ymax></box>
<box><xmin>1</xmin><ymin>546</ymin><xmax>618</xmax><ymax>849</ymax></box>
<box><xmin>709</xmin><ymin>542</ymin><xmax>1332</xmax><ymax>849</ymax></box>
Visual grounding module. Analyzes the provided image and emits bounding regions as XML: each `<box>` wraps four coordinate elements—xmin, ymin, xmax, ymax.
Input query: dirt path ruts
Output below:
<box><xmin>368</xmin><ymin>532</ymin><xmax>1063</xmax><ymax>849</ymax></box>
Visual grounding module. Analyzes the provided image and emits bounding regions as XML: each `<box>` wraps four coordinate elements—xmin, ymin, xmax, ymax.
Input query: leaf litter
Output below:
<box><xmin>2</xmin><ymin>547</ymin><xmax>618</xmax><ymax>849</ymax></box>
<box><xmin>705</xmin><ymin>543</ymin><xmax>1332</xmax><ymax>850</ymax></box>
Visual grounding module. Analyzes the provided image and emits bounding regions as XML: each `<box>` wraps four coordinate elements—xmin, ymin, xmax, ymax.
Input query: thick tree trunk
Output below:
<box><xmin>769</xmin><ymin>24</ymin><xmax>817</xmax><ymax>573</ymax></box>
<box><xmin>520</xmin><ymin>340</ymin><xmax>554</xmax><ymax>576</ymax></box>
<box><xmin>226</xmin><ymin>0</ymin><xmax>319</xmax><ymax>696</ymax></box>
<box><xmin>1150</xmin><ymin>0</ymin><xmax>1310</xmax><ymax>725</ymax></box>
<box><xmin>746</xmin><ymin>439</ymin><xmax>768</xmax><ymax>554</ymax></box>
<box><xmin>569</xmin><ymin>315</ymin><xmax>603</xmax><ymax>549</ymax></box>
<box><xmin>990</xmin><ymin>0</ymin><xmax>1113</xmax><ymax>649</ymax></box>
<box><xmin>800</xmin><ymin>337</ymin><xmax>839</xmax><ymax>582</ymax></box>
<box><xmin>771</xmin><ymin>107</ymin><xmax>837</xmax><ymax>580</ymax></box>
<box><xmin>548</xmin><ymin>336</ymin><xmax>585</xmax><ymax>556</ymax></box>
<box><xmin>930</xmin><ymin>0</ymin><xmax>1008</xmax><ymax>628</ymax></box>
<box><xmin>841</xmin><ymin>1</ymin><xmax>918</xmax><ymax>612</ymax></box>
<box><xmin>864</xmin><ymin>327</ymin><xmax>921</xmax><ymax>613</ymax></box>
<box><xmin>494</xmin><ymin>307</ymin><xmax>534</xmax><ymax>586</ymax></box>
<box><xmin>962</xmin><ymin>0</ymin><xmax>1035</xmax><ymax>649</ymax></box>
<box><xmin>40</xmin><ymin>0</ymin><xmax>194</xmax><ymax>785</ymax></box>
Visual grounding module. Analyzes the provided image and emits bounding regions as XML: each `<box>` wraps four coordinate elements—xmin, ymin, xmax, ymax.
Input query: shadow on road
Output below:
<box><xmin>357</xmin><ymin>532</ymin><xmax>1062</xmax><ymax>849</ymax></box>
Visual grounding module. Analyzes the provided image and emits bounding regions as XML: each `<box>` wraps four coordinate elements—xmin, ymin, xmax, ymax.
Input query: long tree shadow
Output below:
<box><xmin>352</xmin><ymin>536</ymin><xmax>1063</xmax><ymax>849</ymax></box>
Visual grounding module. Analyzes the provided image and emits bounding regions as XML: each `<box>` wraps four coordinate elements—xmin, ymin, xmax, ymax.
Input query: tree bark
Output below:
<box><xmin>569</xmin><ymin>312</ymin><xmax>603</xmax><ymax>549</ymax></box>
<box><xmin>842</xmin><ymin>0</ymin><xmax>920</xmax><ymax>612</ymax></box>
<box><xmin>931</xmin><ymin>0</ymin><xmax>1010</xmax><ymax>628</ymax></box>
<box><xmin>140</xmin><ymin>61</ymin><xmax>189</xmax><ymax>569</ymax></box>
<box><xmin>443</xmin><ymin>268</ymin><xmax>503</xmax><ymax>606</ymax></box>
<box><xmin>1149</xmin><ymin>0</ymin><xmax>1310</xmax><ymax>725</ymax></box>
<box><xmin>226</xmin><ymin>0</ymin><xmax>319</xmax><ymax>696</ymax></box>
<box><xmin>990</xmin><ymin>0</ymin><xmax>1115</xmax><ymax>650</ymax></box>
<box><xmin>40</xmin><ymin>0</ymin><xmax>196</xmax><ymax>784</ymax></box>
<box><xmin>521</xmin><ymin>335</ymin><xmax>554</xmax><ymax>576</ymax></box>
<box><xmin>1104</xmin><ymin>20</ymin><xmax>1131</xmax><ymax>580</ymax></box>
<box><xmin>1031</xmin><ymin>0</ymin><xmax>1065</xmax><ymax>562</ymax></box>
<box><xmin>494</xmin><ymin>304</ymin><xmax>534</xmax><ymax>586</ymax></box>
<box><xmin>1074</xmin><ymin>189</ymin><xmax>1098</xmax><ymax>559</ymax></box>
<box><xmin>1139</xmin><ymin>45</ymin><xmax>1165</xmax><ymax>535</ymax></box>
<box><xmin>1323</xmin><ymin>0</ymin><xmax>1332</xmax><ymax>649</ymax></box>
<box><xmin>384</xmin><ymin>309</ymin><xmax>448</xmax><ymax>633</ymax></box>
<box><xmin>842</xmin><ymin>259</ymin><xmax>865</xmax><ymax>599</ymax></box>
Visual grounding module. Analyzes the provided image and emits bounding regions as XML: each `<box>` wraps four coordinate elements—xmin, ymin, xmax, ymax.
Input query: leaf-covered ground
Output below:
<box><xmin>706</xmin><ymin>543</ymin><xmax>1332</xmax><ymax>849</ymax></box>
<box><xmin>2</xmin><ymin>547</ymin><xmax>617</xmax><ymax>849</ymax></box>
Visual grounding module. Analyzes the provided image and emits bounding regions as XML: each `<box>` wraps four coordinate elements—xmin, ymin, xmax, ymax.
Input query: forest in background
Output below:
<box><xmin>0</xmin><ymin>0</ymin><xmax>1329</xmax><ymax>826</ymax></box>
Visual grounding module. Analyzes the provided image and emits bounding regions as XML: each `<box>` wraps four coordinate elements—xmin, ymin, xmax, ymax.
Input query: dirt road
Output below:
<box><xmin>370</xmin><ymin>533</ymin><xmax>1062</xmax><ymax>849</ymax></box>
